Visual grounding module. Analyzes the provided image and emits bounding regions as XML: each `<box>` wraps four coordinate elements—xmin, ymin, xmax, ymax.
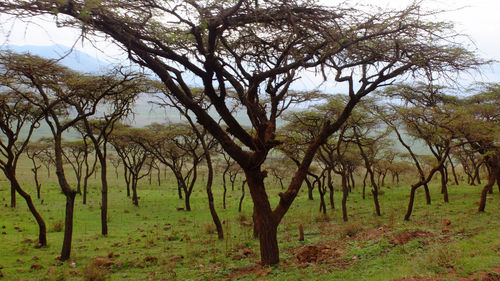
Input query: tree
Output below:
<box><xmin>453</xmin><ymin>84</ymin><xmax>500</xmax><ymax>212</ymax></box>
<box><xmin>109</xmin><ymin>125</ymin><xmax>150</xmax><ymax>206</ymax></box>
<box><xmin>0</xmin><ymin>66</ymin><xmax>47</xmax><ymax>246</ymax></box>
<box><xmin>377</xmin><ymin>97</ymin><xmax>456</xmax><ymax>221</ymax></box>
<box><xmin>25</xmin><ymin>142</ymin><xmax>45</xmax><ymax>199</ymax></box>
<box><xmin>62</xmin><ymin>140</ymin><xmax>90</xmax><ymax>195</ymax></box>
<box><xmin>0</xmin><ymin>52</ymin><xmax>139</xmax><ymax>261</ymax></box>
<box><xmin>0</xmin><ymin>0</ymin><xmax>484</xmax><ymax>265</ymax></box>
<box><xmin>72</xmin><ymin>71</ymin><xmax>145</xmax><ymax>235</ymax></box>
<box><xmin>385</xmin><ymin>83</ymin><xmax>460</xmax><ymax>203</ymax></box>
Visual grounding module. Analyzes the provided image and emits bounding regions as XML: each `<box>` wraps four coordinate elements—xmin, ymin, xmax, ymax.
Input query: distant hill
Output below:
<box><xmin>1</xmin><ymin>44</ymin><xmax>108</xmax><ymax>73</ymax></box>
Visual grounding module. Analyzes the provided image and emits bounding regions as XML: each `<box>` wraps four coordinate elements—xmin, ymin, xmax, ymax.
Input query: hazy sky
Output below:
<box><xmin>1</xmin><ymin>0</ymin><xmax>499</xmax><ymax>86</ymax></box>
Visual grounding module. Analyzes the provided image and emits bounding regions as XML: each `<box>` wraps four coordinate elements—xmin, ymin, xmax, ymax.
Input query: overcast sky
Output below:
<box><xmin>1</xmin><ymin>0</ymin><xmax>499</xmax><ymax>87</ymax></box>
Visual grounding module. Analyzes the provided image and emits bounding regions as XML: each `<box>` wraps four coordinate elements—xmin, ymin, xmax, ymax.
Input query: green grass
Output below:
<box><xmin>0</xmin><ymin>159</ymin><xmax>499</xmax><ymax>280</ymax></box>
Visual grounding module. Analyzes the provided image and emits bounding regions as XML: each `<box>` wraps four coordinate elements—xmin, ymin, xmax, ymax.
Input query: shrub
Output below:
<box><xmin>51</xmin><ymin>220</ymin><xmax>63</xmax><ymax>233</ymax></box>
<box><xmin>338</xmin><ymin>222</ymin><xmax>363</xmax><ymax>238</ymax></box>
<box><xmin>83</xmin><ymin>262</ymin><xmax>108</xmax><ymax>281</ymax></box>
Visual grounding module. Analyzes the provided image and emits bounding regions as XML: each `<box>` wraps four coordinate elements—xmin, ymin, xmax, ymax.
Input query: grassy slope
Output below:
<box><xmin>0</xmin><ymin>157</ymin><xmax>499</xmax><ymax>281</ymax></box>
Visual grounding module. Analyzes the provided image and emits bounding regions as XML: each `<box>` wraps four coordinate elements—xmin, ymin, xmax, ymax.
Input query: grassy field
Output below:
<box><xmin>0</xmin><ymin>158</ymin><xmax>499</xmax><ymax>280</ymax></box>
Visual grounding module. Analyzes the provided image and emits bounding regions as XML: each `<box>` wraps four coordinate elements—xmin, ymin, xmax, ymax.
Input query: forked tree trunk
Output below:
<box><xmin>439</xmin><ymin>168</ymin><xmax>449</xmax><ymax>203</ymax></box>
<box><xmin>318</xmin><ymin>181</ymin><xmax>326</xmax><ymax>214</ymax></box>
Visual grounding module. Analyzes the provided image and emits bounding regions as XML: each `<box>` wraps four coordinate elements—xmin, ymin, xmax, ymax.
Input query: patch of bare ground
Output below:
<box><xmin>290</xmin><ymin>241</ymin><xmax>353</xmax><ymax>270</ymax></box>
<box><xmin>388</xmin><ymin>230</ymin><xmax>435</xmax><ymax>245</ymax></box>
<box><xmin>352</xmin><ymin>226</ymin><xmax>391</xmax><ymax>241</ymax></box>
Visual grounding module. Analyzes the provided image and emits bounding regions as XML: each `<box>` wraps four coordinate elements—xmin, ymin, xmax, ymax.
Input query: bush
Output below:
<box><xmin>83</xmin><ymin>262</ymin><xmax>108</xmax><ymax>281</ymax></box>
<box><xmin>51</xmin><ymin>220</ymin><xmax>63</xmax><ymax>233</ymax></box>
<box><xmin>203</xmin><ymin>223</ymin><xmax>216</xmax><ymax>234</ymax></box>
<box><xmin>338</xmin><ymin>222</ymin><xmax>363</xmax><ymax>238</ymax></box>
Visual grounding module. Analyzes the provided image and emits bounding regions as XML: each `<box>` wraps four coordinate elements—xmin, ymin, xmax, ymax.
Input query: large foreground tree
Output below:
<box><xmin>0</xmin><ymin>0</ymin><xmax>484</xmax><ymax>265</ymax></box>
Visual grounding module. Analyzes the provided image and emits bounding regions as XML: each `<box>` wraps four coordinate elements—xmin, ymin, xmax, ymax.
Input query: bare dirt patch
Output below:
<box><xmin>388</xmin><ymin>230</ymin><xmax>434</xmax><ymax>245</ymax></box>
<box><xmin>291</xmin><ymin>242</ymin><xmax>353</xmax><ymax>269</ymax></box>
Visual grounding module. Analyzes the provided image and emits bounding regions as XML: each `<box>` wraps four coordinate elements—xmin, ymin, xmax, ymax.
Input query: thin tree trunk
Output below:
<box><xmin>328</xmin><ymin>170</ymin><xmax>334</xmax><ymax>209</ymax></box>
<box><xmin>478</xmin><ymin>162</ymin><xmax>498</xmax><ymax>212</ymax></box>
<box><xmin>439</xmin><ymin>168</ymin><xmax>449</xmax><ymax>203</ymax></box>
<box><xmin>341</xmin><ymin>174</ymin><xmax>349</xmax><ymax>222</ymax></box>
<box><xmin>424</xmin><ymin>183</ymin><xmax>431</xmax><ymax>205</ymax></box>
<box><xmin>132</xmin><ymin>175</ymin><xmax>139</xmax><ymax>206</ymax></box>
<box><xmin>61</xmin><ymin>193</ymin><xmax>76</xmax><ymax>260</ymax></box>
<box><xmin>305</xmin><ymin>177</ymin><xmax>314</xmax><ymax>200</ymax></box>
<box><xmin>404</xmin><ymin>184</ymin><xmax>419</xmax><ymax>221</ymax></box>
<box><xmin>10</xmin><ymin>182</ymin><xmax>16</xmax><ymax>208</ymax></box>
<box><xmin>238</xmin><ymin>180</ymin><xmax>246</xmax><ymax>212</ymax></box>
<box><xmin>99</xmin><ymin>149</ymin><xmax>108</xmax><ymax>236</ymax></box>
<box><xmin>448</xmin><ymin>155</ymin><xmax>459</xmax><ymax>185</ymax></box>
<box><xmin>5</xmin><ymin>169</ymin><xmax>47</xmax><ymax>246</ymax></box>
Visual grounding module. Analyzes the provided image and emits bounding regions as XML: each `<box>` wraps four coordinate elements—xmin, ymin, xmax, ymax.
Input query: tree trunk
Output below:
<box><xmin>83</xmin><ymin>173</ymin><xmax>89</xmax><ymax>205</ymax></box>
<box><xmin>439</xmin><ymin>168</ymin><xmax>449</xmax><ymax>203</ymax></box>
<box><xmin>5</xmin><ymin>168</ymin><xmax>47</xmax><ymax>246</ymax></box>
<box><xmin>131</xmin><ymin>175</ymin><xmax>139</xmax><ymax>206</ymax></box>
<box><xmin>474</xmin><ymin>164</ymin><xmax>482</xmax><ymax>185</ymax></box>
<box><xmin>362</xmin><ymin>170</ymin><xmax>368</xmax><ymax>200</ymax></box>
<box><xmin>448</xmin><ymin>156</ymin><xmax>459</xmax><ymax>185</ymax></box>
<box><xmin>244</xmin><ymin>168</ymin><xmax>279</xmax><ymax>266</ymax></box>
<box><xmin>184</xmin><ymin>189</ymin><xmax>191</xmax><ymax>211</ymax></box>
<box><xmin>423</xmin><ymin>183</ymin><xmax>431</xmax><ymax>205</ymax></box>
<box><xmin>238</xmin><ymin>180</ymin><xmax>245</xmax><ymax>212</ymax></box>
<box><xmin>318</xmin><ymin>181</ymin><xmax>326</xmax><ymax>214</ymax></box>
<box><xmin>10</xmin><ymin>182</ymin><xmax>16</xmax><ymax>208</ymax></box>
<box><xmin>60</xmin><ymin>192</ymin><xmax>76</xmax><ymax>260</ymax></box>
<box><xmin>222</xmin><ymin>168</ymin><xmax>228</xmax><ymax>209</ymax></box>
<box><xmin>99</xmin><ymin>156</ymin><xmax>108</xmax><ymax>236</ymax></box>
<box><xmin>327</xmin><ymin>170</ymin><xmax>334</xmax><ymax>209</ymax></box>
<box><xmin>404</xmin><ymin>184</ymin><xmax>419</xmax><ymax>221</ymax></box>
<box><xmin>33</xmin><ymin>166</ymin><xmax>42</xmax><ymax>199</ymax></box>
<box><xmin>305</xmin><ymin>177</ymin><xmax>314</xmax><ymax>200</ymax></box>
<box><xmin>341</xmin><ymin>174</ymin><xmax>349</xmax><ymax>222</ymax></box>
<box><xmin>478</xmin><ymin>164</ymin><xmax>498</xmax><ymax>212</ymax></box>
<box><xmin>124</xmin><ymin>166</ymin><xmax>131</xmax><ymax>197</ymax></box>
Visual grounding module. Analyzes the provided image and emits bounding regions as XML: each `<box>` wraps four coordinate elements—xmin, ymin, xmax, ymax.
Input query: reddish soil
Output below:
<box><xmin>388</xmin><ymin>230</ymin><xmax>434</xmax><ymax>245</ymax></box>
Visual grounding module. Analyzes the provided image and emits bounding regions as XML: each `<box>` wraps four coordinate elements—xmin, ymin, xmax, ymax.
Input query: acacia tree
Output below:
<box><xmin>1</xmin><ymin>0</ymin><xmax>483</xmax><ymax>264</ymax></box>
<box><xmin>453</xmin><ymin>84</ymin><xmax>500</xmax><ymax>211</ymax></box>
<box><xmin>68</xmin><ymin>130</ymin><xmax>97</xmax><ymax>205</ymax></box>
<box><xmin>109</xmin><ymin>126</ymin><xmax>150</xmax><ymax>207</ymax></box>
<box><xmin>62</xmin><ymin>140</ymin><xmax>90</xmax><ymax>194</ymax></box>
<box><xmin>73</xmin><ymin>72</ymin><xmax>145</xmax><ymax>235</ymax></box>
<box><xmin>24</xmin><ymin>142</ymin><xmax>45</xmax><ymax>199</ymax></box>
<box><xmin>378</xmin><ymin>97</ymin><xmax>458</xmax><ymax>221</ymax></box>
<box><xmin>0</xmin><ymin>70</ymin><xmax>47</xmax><ymax>246</ymax></box>
<box><xmin>384</xmin><ymin>83</ymin><xmax>460</xmax><ymax>203</ymax></box>
<box><xmin>139</xmin><ymin>123</ymin><xmax>204</xmax><ymax>211</ymax></box>
<box><xmin>0</xmin><ymin>53</ymin><xmax>140</xmax><ymax>260</ymax></box>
